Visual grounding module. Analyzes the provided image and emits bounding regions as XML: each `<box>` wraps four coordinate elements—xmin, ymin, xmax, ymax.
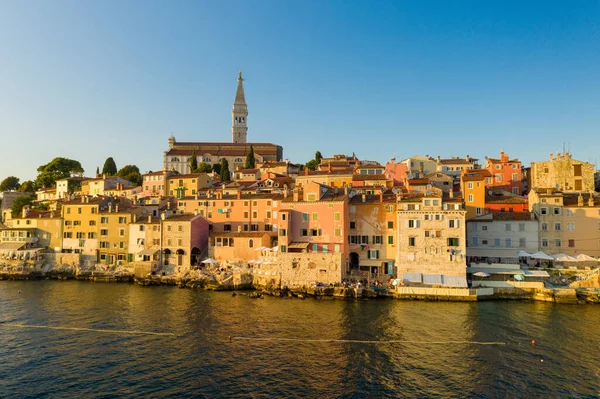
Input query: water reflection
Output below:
<box><xmin>0</xmin><ymin>282</ymin><xmax>599</xmax><ymax>398</ymax></box>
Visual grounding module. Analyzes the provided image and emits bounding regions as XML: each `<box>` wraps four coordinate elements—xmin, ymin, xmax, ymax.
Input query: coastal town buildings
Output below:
<box><xmin>141</xmin><ymin>170</ymin><xmax>175</xmax><ymax>197</ymax></box>
<box><xmin>161</xmin><ymin>213</ymin><xmax>210</xmax><ymax>271</ymax></box>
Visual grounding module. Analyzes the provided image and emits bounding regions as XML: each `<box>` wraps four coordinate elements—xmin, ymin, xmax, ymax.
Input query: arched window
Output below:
<box><xmin>234</xmin><ymin>158</ymin><xmax>243</xmax><ymax>163</ymax></box>
<box><xmin>171</xmin><ymin>157</ymin><xmax>179</xmax><ymax>162</ymax></box>
<box><xmin>248</xmin><ymin>239</ymin><xmax>254</xmax><ymax>248</ymax></box>
<box><xmin>203</xmin><ymin>156</ymin><xmax>211</xmax><ymax>163</ymax></box>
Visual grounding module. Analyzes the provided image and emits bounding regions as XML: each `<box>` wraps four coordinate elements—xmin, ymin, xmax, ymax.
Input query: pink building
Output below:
<box><xmin>277</xmin><ymin>182</ymin><xmax>348</xmax><ymax>258</ymax></box>
<box><xmin>385</xmin><ymin>158</ymin><xmax>408</xmax><ymax>185</ymax></box>
<box><xmin>141</xmin><ymin>170</ymin><xmax>175</xmax><ymax>197</ymax></box>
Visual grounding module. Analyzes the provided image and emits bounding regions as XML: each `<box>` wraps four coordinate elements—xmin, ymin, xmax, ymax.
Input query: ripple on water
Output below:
<box><xmin>0</xmin><ymin>281</ymin><xmax>599</xmax><ymax>398</ymax></box>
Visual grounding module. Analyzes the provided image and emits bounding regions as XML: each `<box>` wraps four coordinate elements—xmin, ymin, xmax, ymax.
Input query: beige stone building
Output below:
<box><xmin>530</xmin><ymin>152</ymin><xmax>595</xmax><ymax>192</ymax></box>
<box><xmin>397</xmin><ymin>194</ymin><xmax>467</xmax><ymax>284</ymax></box>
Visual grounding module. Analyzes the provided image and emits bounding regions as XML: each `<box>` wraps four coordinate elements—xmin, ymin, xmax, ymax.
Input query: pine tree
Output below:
<box><xmin>190</xmin><ymin>149</ymin><xmax>199</xmax><ymax>173</ymax></box>
<box><xmin>102</xmin><ymin>157</ymin><xmax>117</xmax><ymax>176</ymax></box>
<box><xmin>245</xmin><ymin>145</ymin><xmax>256</xmax><ymax>169</ymax></box>
<box><xmin>220</xmin><ymin>159</ymin><xmax>230</xmax><ymax>182</ymax></box>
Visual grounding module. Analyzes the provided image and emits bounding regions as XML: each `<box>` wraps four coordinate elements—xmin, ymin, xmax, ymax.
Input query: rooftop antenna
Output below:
<box><xmin>563</xmin><ymin>142</ymin><xmax>565</xmax><ymax>154</ymax></box>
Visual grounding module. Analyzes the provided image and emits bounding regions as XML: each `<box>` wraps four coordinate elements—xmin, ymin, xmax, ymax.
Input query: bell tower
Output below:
<box><xmin>232</xmin><ymin>70</ymin><xmax>248</xmax><ymax>143</ymax></box>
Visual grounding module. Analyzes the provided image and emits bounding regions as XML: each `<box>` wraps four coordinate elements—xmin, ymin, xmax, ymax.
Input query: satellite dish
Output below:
<box><xmin>555</xmin><ymin>184</ymin><xmax>560</xmax><ymax>189</ymax></box>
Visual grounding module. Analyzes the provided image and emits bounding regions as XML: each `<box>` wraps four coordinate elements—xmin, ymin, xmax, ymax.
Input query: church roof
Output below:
<box><xmin>234</xmin><ymin>72</ymin><xmax>246</xmax><ymax>104</ymax></box>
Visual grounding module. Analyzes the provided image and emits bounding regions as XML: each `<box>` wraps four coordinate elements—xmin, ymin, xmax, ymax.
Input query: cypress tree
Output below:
<box><xmin>245</xmin><ymin>145</ymin><xmax>256</xmax><ymax>169</ymax></box>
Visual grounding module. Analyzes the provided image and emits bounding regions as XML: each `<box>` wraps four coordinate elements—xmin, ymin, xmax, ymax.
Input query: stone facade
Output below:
<box><xmin>397</xmin><ymin>195</ymin><xmax>467</xmax><ymax>278</ymax></box>
<box><xmin>253</xmin><ymin>252</ymin><xmax>345</xmax><ymax>288</ymax></box>
<box><xmin>530</xmin><ymin>152</ymin><xmax>594</xmax><ymax>192</ymax></box>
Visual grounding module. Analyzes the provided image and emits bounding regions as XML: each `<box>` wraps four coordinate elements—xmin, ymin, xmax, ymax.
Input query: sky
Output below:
<box><xmin>1</xmin><ymin>0</ymin><xmax>599</xmax><ymax>182</ymax></box>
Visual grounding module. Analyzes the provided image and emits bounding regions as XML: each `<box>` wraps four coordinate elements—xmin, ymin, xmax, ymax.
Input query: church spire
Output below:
<box><xmin>232</xmin><ymin>70</ymin><xmax>248</xmax><ymax>143</ymax></box>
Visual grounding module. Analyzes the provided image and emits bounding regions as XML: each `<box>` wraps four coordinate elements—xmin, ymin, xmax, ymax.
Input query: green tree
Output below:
<box><xmin>315</xmin><ymin>151</ymin><xmax>323</xmax><ymax>164</ymax></box>
<box><xmin>198</xmin><ymin>163</ymin><xmax>213</xmax><ymax>173</ymax></box>
<box><xmin>219</xmin><ymin>159</ymin><xmax>230</xmax><ymax>182</ymax></box>
<box><xmin>96</xmin><ymin>166</ymin><xmax>100</xmax><ymax>177</ymax></box>
<box><xmin>102</xmin><ymin>157</ymin><xmax>118</xmax><ymax>176</ymax></box>
<box><xmin>245</xmin><ymin>145</ymin><xmax>256</xmax><ymax>169</ymax></box>
<box><xmin>18</xmin><ymin>180</ymin><xmax>35</xmax><ymax>193</ymax></box>
<box><xmin>11</xmin><ymin>194</ymin><xmax>35</xmax><ymax>218</ymax></box>
<box><xmin>0</xmin><ymin>176</ymin><xmax>20</xmax><ymax>192</ymax></box>
<box><xmin>189</xmin><ymin>150</ymin><xmax>199</xmax><ymax>173</ymax></box>
<box><xmin>117</xmin><ymin>165</ymin><xmax>142</xmax><ymax>186</ymax></box>
<box><xmin>35</xmin><ymin>157</ymin><xmax>84</xmax><ymax>188</ymax></box>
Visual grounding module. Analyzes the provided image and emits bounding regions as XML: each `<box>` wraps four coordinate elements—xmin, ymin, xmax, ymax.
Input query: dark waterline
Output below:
<box><xmin>0</xmin><ymin>281</ymin><xmax>598</xmax><ymax>398</ymax></box>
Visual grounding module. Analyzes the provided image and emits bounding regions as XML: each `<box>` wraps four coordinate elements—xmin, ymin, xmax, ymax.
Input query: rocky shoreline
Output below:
<box><xmin>1</xmin><ymin>268</ymin><xmax>598</xmax><ymax>304</ymax></box>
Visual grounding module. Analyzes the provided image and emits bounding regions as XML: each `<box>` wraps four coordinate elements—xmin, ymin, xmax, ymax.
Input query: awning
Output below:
<box><xmin>423</xmin><ymin>274</ymin><xmax>443</xmax><ymax>285</ymax></box>
<box><xmin>530</xmin><ymin>251</ymin><xmax>554</xmax><ymax>261</ymax></box>
<box><xmin>137</xmin><ymin>249</ymin><xmax>159</xmax><ymax>256</ymax></box>
<box><xmin>576</xmin><ymin>254</ymin><xmax>597</xmax><ymax>262</ymax></box>
<box><xmin>403</xmin><ymin>272</ymin><xmax>422</xmax><ymax>283</ymax></box>
<box><xmin>441</xmin><ymin>275</ymin><xmax>468</xmax><ymax>288</ymax></box>
<box><xmin>524</xmin><ymin>270</ymin><xmax>550</xmax><ymax>277</ymax></box>
<box><xmin>288</xmin><ymin>242</ymin><xmax>309</xmax><ymax>249</ymax></box>
<box><xmin>0</xmin><ymin>242</ymin><xmax>26</xmax><ymax>250</ymax></box>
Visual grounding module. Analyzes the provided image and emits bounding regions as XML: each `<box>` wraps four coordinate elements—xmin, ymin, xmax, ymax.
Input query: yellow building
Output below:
<box><xmin>397</xmin><ymin>194</ymin><xmax>467</xmax><ymax>284</ymax></box>
<box><xmin>167</xmin><ymin>173</ymin><xmax>213</xmax><ymax>199</ymax></box>
<box><xmin>530</xmin><ymin>152</ymin><xmax>595</xmax><ymax>192</ymax></box>
<box><xmin>7</xmin><ymin>207</ymin><xmax>62</xmax><ymax>250</ymax></box>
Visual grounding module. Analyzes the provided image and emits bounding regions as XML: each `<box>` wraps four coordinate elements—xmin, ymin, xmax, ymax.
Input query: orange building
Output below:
<box><xmin>484</xmin><ymin>150</ymin><xmax>523</xmax><ymax>195</ymax></box>
<box><xmin>460</xmin><ymin>169</ymin><xmax>492</xmax><ymax>219</ymax></box>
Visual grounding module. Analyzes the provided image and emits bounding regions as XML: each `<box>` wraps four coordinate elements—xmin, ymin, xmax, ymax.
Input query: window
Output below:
<box><xmin>119</xmin><ymin>229</ymin><xmax>125</xmax><ymax>236</ymax></box>
<box><xmin>519</xmin><ymin>238</ymin><xmax>526</xmax><ymax>247</ymax></box>
<box><xmin>387</xmin><ymin>221</ymin><xmax>393</xmax><ymax>229</ymax></box>
<box><xmin>541</xmin><ymin>223</ymin><xmax>548</xmax><ymax>231</ymax></box>
<box><xmin>554</xmin><ymin>223</ymin><xmax>561</xmax><ymax>231</ymax></box>
<box><xmin>553</xmin><ymin>207</ymin><xmax>561</xmax><ymax>215</ymax></box>
<box><xmin>468</xmin><ymin>182</ymin><xmax>473</xmax><ymax>189</ymax></box>
<box><xmin>505</xmin><ymin>224</ymin><xmax>511</xmax><ymax>231</ymax></box>
<box><xmin>367</xmin><ymin>250</ymin><xmax>379</xmax><ymax>259</ymax></box>
<box><xmin>139</xmin><ymin>225</ymin><xmax>145</xmax><ymax>232</ymax></box>
<box><xmin>573</xmin><ymin>164</ymin><xmax>582</xmax><ymax>176</ymax></box>
<box><xmin>495</xmin><ymin>174</ymin><xmax>502</xmax><ymax>182</ymax></box>
<box><xmin>482</xmin><ymin>239</ymin><xmax>488</xmax><ymax>245</ymax></box>
<box><xmin>312</xmin><ymin>213</ymin><xmax>318</xmax><ymax>221</ymax></box>
<box><xmin>281</xmin><ymin>213</ymin><xmax>286</xmax><ymax>221</ymax></box>
<box><xmin>472</xmin><ymin>237</ymin><xmax>478</xmax><ymax>246</ymax></box>
<box><xmin>100</xmin><ymin>229</ymin><xmax>108</xmax><ymax>236</ymax></box>
<box><xmin>100</xmin><ymin>241</ymin><xmax>109</xmax><ymax>248</ymax></box>
<box><xmin>495</xmin><ymin>165</ymin><xmax>501</xmax><ymax>170</ymax></box>
<box><xmin>567</xmin><ymin>223</ymin><xmax>575</xmax><ymax>231</ymax></box>
<box><xmin>76</xmin><ymin>232</ymin><xmax>85</xmax><ymax>239</ymax></box>
<box><xmin>566</xmin><ymin>209</ymin><xmax>574</xmax><ymax>217</ymax></box>
<box><xmin>334</xmin><ymin>244</ymin><xmax>341</xmax><ymax>253</ymax></box>
<box><xmin>388</xmin><ymin>235</ymin><xmax>394</xmax><ymax>245</ymax></box>
<box><xmin>482</xmin><ymin>225</ymin><xmax>487</xmax><ymax>231</ymax></box>
<box><xmin>302</xmin><ymin>213</ymin><xmax>309</xmax><ymax>222</ymax></box>
<box><xmin>334</xmin><ymin>212</ymin><xmax>341</xmax><ymax>221</ymax></box>
<box><xmin>468</xmin><ymin>194</ymin><xmax>474</xmax><ymax>202</ymax></box>
<box><xmin>301</xmin><ymin>229</ymin><xmax>308</xmax><ymax>237</ymax></box>
<box><xmin>408</xmin><ymin>237</ymin><xmax>416</xmax><ymax>246</ymax></box>
<box><xmin>350</xmin><ymin>221</ymin><xmax>356</xmax><ymax>229</ymax></box>
<box><xmin>361</xmin><ymin>236</ymin><xmax>369</xmax><ymax>244</ymax></box>
<box><xmin>266</xmin><ymin>211</ymin><xmax>271</xmax><ymax>219</ymax></box>
<box><xmin>101</xmin><ymin>217</ymin><xmax>108</xmax><ymax>224</ymax></box>
<box><xmin>279</xmin><ymin>229</ymin><xmax>287</xmax><ymax>237</ymax></box>
<box><xmin>224</xmin><ymin>224</ymin><xmax>232</xmax><ymax>232</ymax></box>
<box><xmin>118</xmin><ymin>217</ymin><xmax>127</xmax><ymax>224</ymax></box>
<box><xmin>310</xmin><ymin>229</ymin><xmax>320</xmax><ymax>236</ymax></box>
<box><xmin>447</xmin><ymin>220</ymin><xmax>459</xmax><ymax>228</ymax></box>
<box><xmin>476</xmin><ymin>207</ymin><xmax>482</xmax><ymax>215</ymax></box>
<box><xmin>447</xmin><ymin>238</ymin><xmax>459</xmax><ymax>246</ymax></box>
<box><xmin>555</xmin><ymin>239</ymin><xmax>561</xmax><ymax>248</ymax></box>
<box><xmin>568</xmin><ymin>239</ymin><xmax>575</xmax><ymax>248</ymax></box>
<box><xmin>244</xmin><ymin>212</ymin><xmax>249</xmax><ymax>218</ymax></box>
<box><xmin>408</xmin><ymin>220</ymin><xmax>420</xmax><ymax>228</ymax></box>
<box><xmin>519</xmin><ymin>223</ymin><xmax>525</xmax><ymax>232</ymax></box>
<box><xmin>88</xmin><ymin>232</ymin><xmax>96</xmax><ymax>239</ymax></box>
<box><xmin>505</xmin><ymin>238</ymin><xmax>511</xmax><ymax>247</ymax></box>
<box><xmin>77</xmin><ymin>207</ymin><xmax>82</xmax><ymax>214</ymax></box>
<box><xmin>334</xmin><ymin>228</ymin><xmax>341</xmax><ymax>237</ymax></box>
<box><xmin>540</xmin><ymin>207</ymin><xmax>548</xmax><ymax>215</ymax></box>
<box><xmin>495</xmin><ymin>238</ymin><xmax>501</xmax><ymax>247</ymax></box>
<box><xmin>512</xmin><ymin>173</ymin><xmax>518</xmax><ymax>181</ymax></box>
<box><xmin>312</xmin><ymin>244</ymin><xmax>318</xmax><ymax>252</ymax></box>
<box><xmin>373</xmin><ymin>235</ymin><xmax>383</xmax><ymax>244</ymax></box>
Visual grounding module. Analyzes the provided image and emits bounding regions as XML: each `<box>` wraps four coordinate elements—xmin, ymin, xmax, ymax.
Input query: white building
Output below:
<box><xmin>466</xmin><ymin>212</ymin><xmax>539</xmax><ymax>262</ymax></box>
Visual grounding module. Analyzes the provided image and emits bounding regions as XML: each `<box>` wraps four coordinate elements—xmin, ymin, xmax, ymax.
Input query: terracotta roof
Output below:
<box><xmin>163</xmin><ymin>213</ymin><xmax>203</xmax><ymax>221</ymax></box>
<box><xmin>12</xmin><ymin>210</ymin><xmax>60</xmax><ymax>219</ymax></box>
<box><xmin>407</xmin><ymin>178</ymin><xmax>430</xmax><ymax>185</ymax></box>
<box><xmin>563</xmin><ymin>193</ymin><xmax>600</xmax><ymax>208</ymax></box>
<box><xmin>438</xmin><ymin>158</ymin><xmax>479</xmax><ymax>164</ymax></box>
<box><xmin>461</xmin><ymin>170</ymin><xmax>493</xmax><ymax>181</ymax></box>
<box><xmin>349</xmin><ymin>194</ymin><xmax>396</xmax><ymax>204</ymax></box>
<box><xmin>166</xmin><ymin>143</ymin><xmax>281</xmax><ymax>158</ymax></box>
<box><xmin>167</xmin><ymin>173</ymin><xmax>210</xmax><ymax>179</ymax></box>
<box><xmin>469</xmin><ymin>212</ymin><xmax>535</xmax><ymax>222</ymax></box>
<box><xmin>485</xmin><ymin>195</ymin><xmax>528</xmax><ymax>204</ymax></box>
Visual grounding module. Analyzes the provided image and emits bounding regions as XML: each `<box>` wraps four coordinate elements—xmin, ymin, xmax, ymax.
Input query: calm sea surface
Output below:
<box><xmin>0</xmin><ymin>281</ymin><xmax>598</xmax><ymax>398</ymax></box>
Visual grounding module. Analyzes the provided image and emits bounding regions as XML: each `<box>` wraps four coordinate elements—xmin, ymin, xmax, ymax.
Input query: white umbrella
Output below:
<box><xmin>473</xmin><ymin>272</ymin><xmax>490</xmax><ymax>278</ymax></box>
<box><xmin>576</xmin><ymin>253</ymin><xmax>596</xmax><ymax>262</ymax></box>
<box><xmin>201</xmin><ymin>258</ymin><xmax>218</xmax><ymax>265</ymax></box>
<box><xmin>518</xmin><ymin>250</ymin><xmax>532</xmax><ymax>258</ymax></box>
<box><xmin>270</xmin><ymin>246</ymin><xmax>279</xmax><ymax>252</ymax></box>
<box><xmin>530</xmin><ymin>251</ymin><xmax>554</xmax><ymax>261</ymax></box>
<box><xmin>555</xmin><ymin>255</ymin><xmax>577</xmax><ymax>262</ymax></box>
<box><xmin>552</xmin><ymin>253</ymin><xmax>568</xmax><ymax>260</ymax></box>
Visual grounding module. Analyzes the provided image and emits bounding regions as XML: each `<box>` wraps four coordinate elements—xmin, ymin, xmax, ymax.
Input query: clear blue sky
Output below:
<box><xmin>1</xmin><ymin>0</ymin><xmax>599</xmax><ymax>182</ymax></box>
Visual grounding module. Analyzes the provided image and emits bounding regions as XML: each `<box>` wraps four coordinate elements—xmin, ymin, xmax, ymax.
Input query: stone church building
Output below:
<box><xmin>163</xmin><ymin>71</ymin><xmax>284</xmax><ymax>174</ymax></box>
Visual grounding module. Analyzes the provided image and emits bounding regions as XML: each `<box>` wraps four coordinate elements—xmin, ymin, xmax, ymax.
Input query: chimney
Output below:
<box><xmin>194</xmin><ymin>210</ymin><xmax>199</xmax><ymax>216</ymax></box>
<box><xmin>588</xmin><ymin>195</ymin><xmax>594</xmax><ymax>207</ymax></box>
<box><xmin>148</xmin><ymin>215</ymin><xmax>152</xmax><ymax>223</ymax></box>
<box><xmin>304</xmin><ymin>167</ymin><xmax>309</xmax><ymax>176</ymax></box>
<box><xmin>81</xmin><ymin>196</ymin><xmax>85</xmax><ymax>203</ymax></box>
<box><xmin>578</xmin><ymin>193</ymin><xmax>584</xmax><ymax>207</ymax></box>
<box><xmin>133</xmin><ymin>214</ymin><xmax>137</xmax><ymax>222</ymax></box>
<box><xmin>293</xmin><ymin>189</ymin><xmax>299</xmax><ymax>202</ymax></box>
<box><xmin>237</xmin><ymin>190</ymin><xmax>242</xmax><ymax>199</ymax></box>
<box><xmin>449</xmin><ymin>190</ymin><xmax>454</xmax><ymax>199</ymax></box>
<box><xmin>115</xmin><ymin>204</ymin><xmax>119</xmax><ymax>213</ymax></box>
<box><xmin>108</xmin><ymin>203</ymin><xmax>113</xmax><ymax>213</ymax></box>
<box><xmin>161</xmin><ymin>212</ymin><xmax>166</xmax><ymax>221</ymax></box>
<box><xmin>283</xmin><ymin>189</ymin><xmax>288</xmax><ymax>198</ymax></box>
<box><xmin>466</xmin><ymin>154</ymin><xmax>470</xmax><ymax>162</ymax></box>
<box><xmin>549</xmin><ymin>153</ymin><xmax>553</xmax><ymax>160</ymax></box>
<box><xmin>237</xmin><ymin>225</ymin><xmax>242</xmax><ymax>233</ymax></box>
<box><xmin>379</xmin><ymin>191</ymin><xmax>383</xmax><ymax>203</ymax></box>
<box><xmin>361</xmin><ymin>193</ymin><xmax>366</xmax><ymax>203</ymax></box>
<box><xmin>344</xmin><ymin>187</ymin><xmax>349</xmax><ymax>195</ymax></box>
<box><xmin>22</xmin><ymin>205</ymin><xmax>30</xmax><ymax>218</ymax></box>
